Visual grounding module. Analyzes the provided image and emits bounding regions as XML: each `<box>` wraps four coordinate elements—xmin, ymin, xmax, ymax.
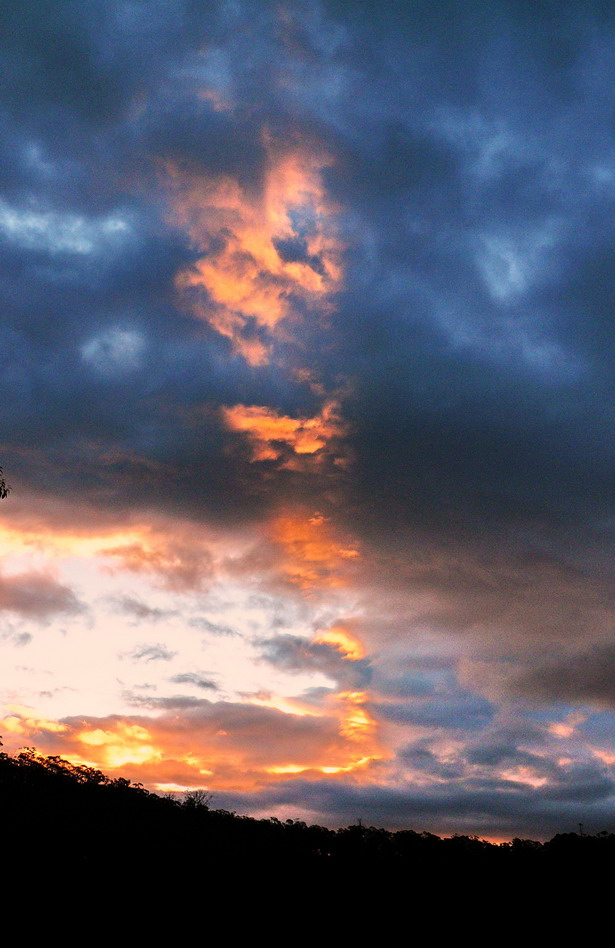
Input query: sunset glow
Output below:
<box><xmin>3</xmin><ymin>1</ymin><xmax>615</xmax><ymax>841</ymax></box>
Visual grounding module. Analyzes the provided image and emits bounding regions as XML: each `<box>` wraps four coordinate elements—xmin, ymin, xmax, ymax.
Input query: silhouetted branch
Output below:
<box><xmin>0</xmin><ymin>467</ymin><xmax>9</xmax><ymax>499</ymax></box>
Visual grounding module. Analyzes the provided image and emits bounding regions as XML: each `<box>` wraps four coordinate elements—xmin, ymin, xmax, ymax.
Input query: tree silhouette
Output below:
<box><xmin>183</xmin><ymin>788</ymin><xmax>212</xmax><ymax>810</ymax></box>
<box><xmin>0</xmin><ymin>467</ymin><xmax>9</xmax><ymax>499</ymax></box>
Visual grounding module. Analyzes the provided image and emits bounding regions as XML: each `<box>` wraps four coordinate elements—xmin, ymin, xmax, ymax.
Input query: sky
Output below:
<box><xmin>2</xmin><ymin>0</ymin><xmax>615</xmax><ymax>840</ymax></box>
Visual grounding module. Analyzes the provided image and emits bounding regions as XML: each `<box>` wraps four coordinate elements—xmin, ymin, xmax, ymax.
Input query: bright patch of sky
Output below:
<box><xmin>0</xmin><ymin>199</ymin><xmax>130</xmax><ymax>255</ymax></box>
<box><xmin>81</xmin><ymin>328</ymin><xmax>145</xmax><ymax>374</ymax></box>
<box><xmin>476</xmin><ymin>224</ymin><xmax>559</xmax><ymax>304</ymax></box>
<box><xmin>0</xmin><ymin>536</ymin><xmax>344</xmax><ymax>722</ymax></box>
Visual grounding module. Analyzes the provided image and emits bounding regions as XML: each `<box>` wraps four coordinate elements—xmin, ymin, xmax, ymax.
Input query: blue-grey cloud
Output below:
<box><xmin>259</xmin><ymin>634</ymin><xmax>371</xmax><ymax>689</ymax></box>
<box><xmin>375</xmin><ymin>692</ymin><xmax>494</xmax><ymax>730</ymax></box>
<box><xmin>169</xmin><ymin>672</ymin><xmax>218</xmax><ymax>691</ymax></box>
<box><xmin>111</xmin><ymin>596</ymin><xmax>176</xmax><ymax>623</ymax></box>
<box><xmin>123</xmin><ymin>643</ymin><xmax>177</xmax><ymax>663</ymax></box>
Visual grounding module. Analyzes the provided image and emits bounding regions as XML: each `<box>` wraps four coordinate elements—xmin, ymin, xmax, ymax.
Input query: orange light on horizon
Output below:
<box><xmin>1</xmin><ymin>705</ymin><xmax>69</xmax><ymax>736</ymax></box>
<box><xmin>319</xmin><ymin>756</ymin><xmax>376</xmax><ymax>775</ymax></box>
<box><xmin>266</xmin><ymin>763</ymin><xmax>310</xmax><ymax>775</ymax></box>
<box><xmin>76</xmin><ymin>723</ymin><xmax>163</xmax><ymax>768</ymax></box>
<box><xmin>0</xmin><ymin>690</ymin><xmax>386</xmax><ymax>793</ymax></box>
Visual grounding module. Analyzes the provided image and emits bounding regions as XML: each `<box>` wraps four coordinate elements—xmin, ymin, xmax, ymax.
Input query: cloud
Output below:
<box><xmin>0</xmin><ymin>696</ymin><xmax>384</xmax><ymax>791</ymax></box>
<box><xmin>0</xmin><ymin>199</ymin><xmax>131</xmax><ymax>255</ymax></box>
<box><xmin>111</xmin><ymin>596</ymin><xmax>175</xmax><ymax>623</ymax></box>
<box><xmin>0</xmin><ymin>570</ymin><xmax>83</xmax><ymax>620</ymax></box>
<box><xmin>3</xmin><ymin>0</ymin><xmax>615</xmax><ymax>838</ymax></box>
<box><xmin>210</xmin><ymin>761</ymin><xmax>615</xmax><ymax>839</ymax></box>
<box><xmin>187</xmin><ymin>617</ymin><xmax>237</xmax><ymax>637</ymax></box>
<box><xmin>167</xmin><ymin>142</ymin><xmax>343</xmax><ymax>365</ymax></box>
<box><xmin>375</xmin><ymin>692</ymin><xmax>493</xmax><ymax>730</ymax></box>
<box><xmin>169</xmin><ymin>672</ymin><xmax>218</xmax><ymax>691</ymax></box>
<box><xmin>259</xmin><ymin>633</ymin><xmax>371</xmax><ymax>690</ymax></box>
<box><xmin>514</xmin><ymin>643</ymin><xmax>615</xmax><ymax>708</ymax></box>
<box><xmin>270</xmin><ymin>511</ymin><xmax>360</xmax><ymax>592</ymax></box>
<box><xmin>103</xmin><ymin>533</ymin><xmax>214</xmax><ymax>591</ymax></box>
<box><xmin>221</xmin><ymin>399</ymin><xmax>347</xmax><ymax>466</ymax></box>
<box><xmin>123</xmin><ymin>643</ymin><xmax>177</xmax><ymax>663</ymax></box>
<box><xmin>81</xmin><ymin>328</ymin><xmax>145</xmax><ymax>375</ymax></box>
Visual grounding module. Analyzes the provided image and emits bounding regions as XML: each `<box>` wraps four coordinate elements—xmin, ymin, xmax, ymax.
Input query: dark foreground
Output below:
<box><xmin>2</xmin><ymin>748</ymin><xmax>613</xmax><ymax>914</ymax></box>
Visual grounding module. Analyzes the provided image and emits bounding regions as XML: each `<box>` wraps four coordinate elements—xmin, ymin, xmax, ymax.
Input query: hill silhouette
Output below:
<box><xmin>3</xmin><ymin>746</ymin><xmax>614</xmax><ymax>890</ymax></box>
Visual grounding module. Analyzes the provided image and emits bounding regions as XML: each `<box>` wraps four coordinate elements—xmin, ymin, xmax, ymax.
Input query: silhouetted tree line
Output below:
<box><xmin>0</xmin><ymin>466</ymin><xmax>9</xmax><ymax>499</ymax></box>
<box><xmin>2</xmin><ymin>747</ymin><xmax>614</xmax><ymax>896</ymax></box>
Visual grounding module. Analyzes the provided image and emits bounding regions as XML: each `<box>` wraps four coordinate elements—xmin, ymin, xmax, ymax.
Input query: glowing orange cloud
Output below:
<box><xmin>75</xmin><ymin>723</ymin><xmax>162</xmax><ymax>768</ymax></box>
<box><xmin>221</xmin><ymin>399</ymin><xmax>346</xmax><ymax>464</ymax></box>
<box><xmin>0</xmin><ymin>697</ymin><xmax>386</xmax><ymax>794</ymax></box>
<box><xmin>271</xmin><ymin>511</ymin><xmax>359</xmax><ymax>591</ymax></box>
<box><xmin>2</xmin><ymin>705</ymin><xmax>69</xmax><ymax>736</ymax></box>
<box><xmin>315</xmin><ymin>623</ymin><xmax>366</xmax><ymax>661</ymax></box>
<box><xmin>0</xmin><ymin>499</ymin><xmax>239</xmax><ymax>595</ymax></box>
<box><xmin>167</xmin><ymin>142</ymin><xmax>343</xmax><ymax>364</ymax></box>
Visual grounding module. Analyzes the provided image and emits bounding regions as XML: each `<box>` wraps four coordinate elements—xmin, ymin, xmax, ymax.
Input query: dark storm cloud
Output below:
<box><xmin>371</xmin><ymin>654</ymin><xmax>459</xmax><ymax>699</ymax></box>
<box><xmin>359</xmin><ymin>539</ymin><xmax>615</xmax><ymax>653</ymax></box>
<box><xmin>271</xmin><ymin>236</ymin><xmax>326</xmax><ymax>276</ymax></box>
<box><xmin>0</xmin><ymin>0</ymin><xmax>297</xmax><ymax>525</ymax></box>
<box><xmin>5</xmin><ymin>0</ymin><xmax>614</xmax><ymax>543</ymax></box>
<box><xmin>399</xmin><ymin>741</ymin><xmax>466</xmax><ymax>781</ymax></box>
<box><xmin>515</xmin><ymin>644</ymin><xmax>615</xmax><ymax>708</ymax></box>
<box><xmin>0</xmin><ymin>570</ymin><xmax>83</xmax><ymax>620</ymax></box>
<box><xmin>276</xmin><ymin>2</ymin><xmax>615</xmax><ymax>550</ymax></box>
<box><xmin>464</xmin><ymin>723</ymin><xmax>549</xmax><ymax>767</ymax></box>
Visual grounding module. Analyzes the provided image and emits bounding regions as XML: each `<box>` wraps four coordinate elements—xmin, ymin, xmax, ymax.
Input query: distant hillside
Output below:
<box><xmin>3</xmin><ymin>747</ymin><xmax>613</xmax><ymax>901</ymax></box>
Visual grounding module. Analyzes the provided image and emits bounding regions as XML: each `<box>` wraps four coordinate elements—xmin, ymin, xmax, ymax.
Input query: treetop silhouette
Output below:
<box><xmin>0</xmin><ymin>467</ymin><xmax>9</xmax><ymax>499</ymax></box>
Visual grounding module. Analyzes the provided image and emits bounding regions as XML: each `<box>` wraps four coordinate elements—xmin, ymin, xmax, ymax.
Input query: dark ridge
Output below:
<box><xmin>3</xmin><ymin>747</ymin><xmax>614</xmax><ymax>892</ymax></box>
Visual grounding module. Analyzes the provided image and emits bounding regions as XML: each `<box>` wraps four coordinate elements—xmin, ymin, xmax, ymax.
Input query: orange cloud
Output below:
<box><xmin>315</xmin><ymin>623</ymin><xmax>366</xmax><ymax>661</ymax></box>
<box><xmin>75</xmin><ymin>722</ymin><xmax>162</xmax><ymax>768</ymax></box>
<box><xmin>167</xmin><ymin>142</ymin><xmax>343</xmax><ymax>364</ymax></box>
<box><xmin>0</xmin><ymin>494</ymin><xmax>224</xmax><ymax>593</ymax></box>
<box><xmin>102</xmin><ymin>532</ymin><xmax>214</xmax><ymax>591</ymax></box>
<box><xmin>2</xmin><ymin>704</ymin><xmax>69</xmax><ymax>736</ymax></box>
<box><xmin>0</xmin><ymin>697</ymin><xmax>386</xmax><ymax>794</ymax></box>
<box><xmin>271</xmin><ymin>511</ymin><xmax>360</xmax><ymax>591</ymax></box>
<box><xmin>221</xmin><ymin>399</ymin><xmax>347</xmax><ymax>464</ymax></box>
